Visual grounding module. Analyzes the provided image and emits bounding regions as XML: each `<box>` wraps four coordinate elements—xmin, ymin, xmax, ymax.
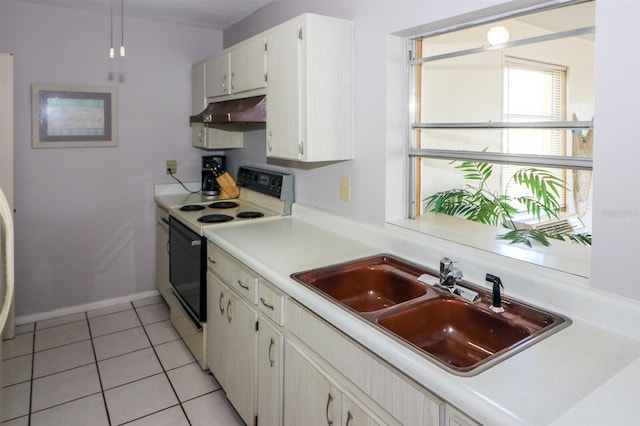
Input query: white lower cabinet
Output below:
<box><xmin>257</xmin><ymin>318</ymin><xmax>283</xmax><ymax>426</ymax></box>
<box><xmin>284</xmin><ymin>341</ymin><xmax>382</xmax><ymax>426</ymax></box>
<box><xmin>206</xmin><ymin>272</ymin><xmax>257</xmax><ymax>425</ymax></box>
<box><xmin>154</xmin><ymin>207</ymin><xmax>171</xmax><ymax>302</ymax></box>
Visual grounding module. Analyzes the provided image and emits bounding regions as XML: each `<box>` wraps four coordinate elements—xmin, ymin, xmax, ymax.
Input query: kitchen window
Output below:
<box><xmin>407</xmin><ymin>0</ymin><xmax>594</xmax><ymax>255</ymax></box>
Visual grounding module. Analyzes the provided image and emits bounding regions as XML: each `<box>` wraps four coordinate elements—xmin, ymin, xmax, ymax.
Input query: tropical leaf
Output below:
<box><xmin>423</xmin><ymin>161</ymin><xmax>590</xmax><ymax>247</ymax></box>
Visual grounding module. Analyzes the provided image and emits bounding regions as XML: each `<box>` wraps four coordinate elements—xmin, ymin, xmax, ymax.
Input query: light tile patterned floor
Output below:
<box><xmin>1</xmin><ymin>296</ymin><xmax>244</xmax><ymax>425</ymax></box>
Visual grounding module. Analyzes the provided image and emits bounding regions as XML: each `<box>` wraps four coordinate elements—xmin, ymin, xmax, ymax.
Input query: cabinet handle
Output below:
<box><xmin>237</xmin><ymin>280</ymin><xmax>250</xmax><ymax>290</ymax></box>
<box><xmin>268</xmin><ymin>337</ymin><xmax>275</xmax><ymax>367</ymax></box>
<box><xmin>222</xmin><ymin>75</ymin><xmax>227</xmax><ymax>92</ymax></box>
<box><xmin>326</xmin><ymin>393</ymin><xmax>334</xmax><ymax>425</ymax></box>
<box><xmin>207</xmin><ymin>256</ymin><xmax>216</xmax><ymax>264</ymax></box>
<box><xmin>226</xmin><ymin>299</ymin><xmax>232</xmax><ymax>323</ymax></box>
<box><xmin>165</xmin><ymin>241</ymin><xmax>170</xmax><ymax>255</ymax></box>
<box><xmin>231</xmin><ymin>72</ymin><xmax>235</xmax><ymax>91</ymax></box>
<box><xmin>218</xmin><ymin>293</ymin><xmax>225</xmax><ymax>315</ymax></box>
<box><xmin>346</xmin><ymin>410</ymin><xmax>353</xmax><ymax>426</ymax></box>
<box><xmin>267</xmin><ymin>131</ymin><xmax>272</xmax><ymax>152</ymax></box>
<box><xmin>260</xmin><ymin>297</ymin><xmax>274</xmax><ymax>310</ymax></box>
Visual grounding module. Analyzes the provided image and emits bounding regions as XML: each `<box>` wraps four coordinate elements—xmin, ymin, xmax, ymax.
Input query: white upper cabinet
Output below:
<box><xmin>204</xmin><ymin>53</ymin><xmax>230</xmax><ymax>98</ymax></box>
<box><xmin>229</xmin><ymin>36</ymin><xmax>267</xmax><ymax>95</ymax></box>
<box><xmin>265</xmin><ymin>14</ymin><xmax>354</xmax><ymax>162</ymax></box>
<box><xmin>205</xmin><ymin>36</ymin><xmax>267</xmax><ymax>99</ymax></box>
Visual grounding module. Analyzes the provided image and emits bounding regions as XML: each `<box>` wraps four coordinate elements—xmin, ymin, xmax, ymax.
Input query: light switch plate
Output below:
<box><xmin>340</xmin><ymin>177</ymin><xmax>350</xmax><ymax>202</ymax></box>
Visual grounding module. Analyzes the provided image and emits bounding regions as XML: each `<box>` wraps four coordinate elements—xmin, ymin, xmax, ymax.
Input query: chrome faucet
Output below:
<box><xmin>439</xmin><ymin>257</ymin><xmax>463</xmax><ymax>288</ymax></box>
<box><xmin>426</xmin><ymin>257</ymin><xmax>479</xmax><ymax>303</ymax></box>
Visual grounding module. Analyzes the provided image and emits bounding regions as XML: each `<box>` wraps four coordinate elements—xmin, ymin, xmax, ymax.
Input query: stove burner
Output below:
<box><xmin>209</xmin><ymin>201</ymin><xmax>239</xmax><ymax>209</ymax></box>
<box><xmin>197</xmin><ymin>214</ymin><xmax>234</xmax><ymax>223</ymax></box>
<box><xmin>237</xmin><ymin>211</ymin><xmax>265</xmax><ymax>219</ymax></box>
<box><xmin>180</xmin><ymin>204</ymin><xmax>206</xmax><ymax>212</ymax></box>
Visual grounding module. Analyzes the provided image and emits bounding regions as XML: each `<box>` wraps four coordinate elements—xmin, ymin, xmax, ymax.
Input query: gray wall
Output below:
<box><xmin>0</xmin><ymin>0</ymin><xmax>222</xmax><ymax>315</ymax></box>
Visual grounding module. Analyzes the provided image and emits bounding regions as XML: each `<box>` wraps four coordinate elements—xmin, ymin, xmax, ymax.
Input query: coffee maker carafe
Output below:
<box><xmin>202</xmin><ymin>155</ymin><xmax>226</xmax><ymax>196</ymax></box>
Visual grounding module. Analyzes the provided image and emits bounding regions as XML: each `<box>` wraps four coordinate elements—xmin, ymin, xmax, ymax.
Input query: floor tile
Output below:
<box><xmin>98</xmin><ymin>347</ymin><xmax>162</xmax><ymax>390</ymax></box>
<box><xmin>166</xmin><ymin>362</ymin><xmax>220</xmax><ymax>402</ymax></box>
<box><xmin>14</xmin><ymin>323</ymin><xmax>34</xmax><ymax>335</ymax></box>
<box><xmin>183</xmin><ymin>390</ymin><xmax>244</xmax><ymax>426</ymax></box>
<box><xmin>31</xmin><ymin>364</ymin><xmax>102</xmax><ymax>412</ymax></box>
<box><xmin>104</xmin><ymin>373</ymin><xmax>179</xmax><ymax>425</ymax></box>
<box><xmin>89</xmin><ymin>309</ymin><xmax>141</xmax><ymax>338</ymax></box>
<box><xmin>92</xmin><ymin>326</ymin><xmax>150</xmax><ymax>361</ymax></box>
<box><xmin>33</xmin><ymin>339</ymin><xmax>95</xmax><ymax>378</ymax></box>
<box><xmin>36</xmin><ymin>312</ymin><xmax>86</xmax><ymax>330</ymax></box>
<box><xmin>1</xmin><ymin>381</ymin><xmax>30</xmax><ymax>422</ymax></box>
<box><xmin>144</xmin><ymin>320</ymin><xmax>180</xmax><ymax>346</ymax></box>
<box><xmin>86</xmin><ymin>302</ymin><xmax>133</xmax><ymax>319</ymax></box>
<box><xmin>125</xmin><ymin>405</ymin><xmax>189</xmax><ymax>426</ymax></box>
<box><xmin>1</xmin><ymin>415</ymin><xmax>29</xmax><ymax>426</ymax></box>
<box><xmin>132</xmin><ymin>295</ymin><xmax>164</xmax><ymax>308</ymax></box>
<box><xmin>154</xmin><ymin>339</ymin><xmax>195</xmax><ymax>371</ymax></box>
<box><xmin>34</xmin><ymin>321</ymin><xmax>90</xmax><ymax>352</ymax></box>
<box><xmin>1</xmin><ymin>353</ymin><xmax>32</xmax><ymax>386</ymax></box>
<box><xmin>30</xmin><ymin>394</ymin><xmax>109</xmax><ymax>426</ymax></box>
<box><xmin>135</xmin><ymin>302</ymin><xmax>170</xmax><ymax>325</ymax></box>
<box><xmin>2</xmin><ymin>333</ymin><xmax>33</xmax><ymax>360</ymax></box>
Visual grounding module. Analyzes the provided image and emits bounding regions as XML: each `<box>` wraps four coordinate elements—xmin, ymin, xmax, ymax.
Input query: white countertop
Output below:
<box><xmin>197</xmin><ymin>203</ymin><xmax>640</xmax><ymax>425</ymax></box>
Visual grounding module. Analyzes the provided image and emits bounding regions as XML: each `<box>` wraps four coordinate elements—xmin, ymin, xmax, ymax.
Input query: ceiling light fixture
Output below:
<box><xmin>120</xmin><ymin>0</ymin><xmax>126</xmax><ymax>57</ymax></box>
<box><xmin>487</xmin><ymin>26</ymin><xmax>510</xmax><ymax>46</ymax></box>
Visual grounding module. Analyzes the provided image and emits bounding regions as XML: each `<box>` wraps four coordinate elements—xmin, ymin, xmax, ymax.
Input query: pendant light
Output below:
<box><xmin>108</xmin><ymin>0</ymin><xmax>114</xmax><ymax>58</ymax></box>
<box><xmin>120</xmin><ymin>0</ymin><xmax>125</xmax><ymax>57</ymax></box>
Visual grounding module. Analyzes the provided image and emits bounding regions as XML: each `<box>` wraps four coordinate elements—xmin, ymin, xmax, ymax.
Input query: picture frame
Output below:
<box><xmin>31</xmin><ymin>84</ymin><xmax>117</xmax><ymax>148</ymax></box>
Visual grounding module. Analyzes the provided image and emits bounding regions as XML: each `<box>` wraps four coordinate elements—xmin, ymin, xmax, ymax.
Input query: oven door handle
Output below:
<box><xmin>191</xmin><ymin>240</ymin><xmax>201</xmax><ymax>247</ymax></box>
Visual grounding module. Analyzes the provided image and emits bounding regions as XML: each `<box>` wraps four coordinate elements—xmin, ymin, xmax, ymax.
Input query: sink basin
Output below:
<box><xmin>377</xmin><ymin>298</ymin><xmax>545</xmax><ymax>374</ymax></box>
<box><xmin>291</xmin><ymin>254</ymin><xmax>571</xmax><ymax>375</ymax></box>
<box><xmin>290</xmin><ymin>255</ymin><xmax>428</xmax><ymax>312</ymax></box>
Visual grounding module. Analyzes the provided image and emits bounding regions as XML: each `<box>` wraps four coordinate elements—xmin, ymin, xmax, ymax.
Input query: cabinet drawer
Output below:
<box><xmin>207</xmin><ymin>242</ymin><xmax>258</xmax><ymax>304</ymax></box>
<box><xmin>258</xmin><ymin>279</ymin><xmax>285</xmax><ymax>325</ymax></box>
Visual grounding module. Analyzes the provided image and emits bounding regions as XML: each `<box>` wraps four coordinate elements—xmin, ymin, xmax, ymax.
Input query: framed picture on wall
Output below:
<box><xmin>31</xmin><ymin>84</ymin><xmax>117</xmax><ymax>148</ymax></box>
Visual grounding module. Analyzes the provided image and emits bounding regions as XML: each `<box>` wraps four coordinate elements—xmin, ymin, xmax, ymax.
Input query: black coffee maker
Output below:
<box><xmin>202</xmin><ymin>155</ymin><xmax>226</xmax><ymax>196</ymax></box>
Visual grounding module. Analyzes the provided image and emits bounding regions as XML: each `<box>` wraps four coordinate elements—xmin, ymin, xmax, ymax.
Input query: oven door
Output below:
<box><xmin>169</xmin><ymin>216</ymin><xmax>206</xmax><ymax>322</ymax></box>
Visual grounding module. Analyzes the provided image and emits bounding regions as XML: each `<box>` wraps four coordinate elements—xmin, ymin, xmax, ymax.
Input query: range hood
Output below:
<box><xmin>190</xmin><ymin>95</ymin><xmax>266</xmax><ymax>129</ymax></box>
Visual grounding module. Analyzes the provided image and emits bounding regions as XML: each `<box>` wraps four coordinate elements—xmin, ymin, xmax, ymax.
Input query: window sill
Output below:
<box><xmin>387</xmin><ymin>213</ymin><xmax>591</xmax><ymax>279</ymax></box>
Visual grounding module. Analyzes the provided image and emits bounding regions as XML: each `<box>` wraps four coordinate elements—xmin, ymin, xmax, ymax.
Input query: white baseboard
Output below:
<box><xmin>15</xmin><ymin>289</ymin><xmax>161</xmax><ymax>326</ymax></box>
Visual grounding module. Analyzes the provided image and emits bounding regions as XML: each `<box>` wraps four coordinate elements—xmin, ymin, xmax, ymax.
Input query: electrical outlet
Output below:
<box><xmin>339</xmin><ymin>177</ymin><xmax>351</xmax><ymax>202</ymax></box>
<box><xmin>166</xmin><ymin>160</ymin><xmax>177</xmax><ymax>175</ymax></box>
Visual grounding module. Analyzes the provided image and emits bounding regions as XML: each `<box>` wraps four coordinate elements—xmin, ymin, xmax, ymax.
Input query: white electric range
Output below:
<box><xmin>165</xmin><ymin>166</ymin><xmax>293</xmax><ymax>368</ymax></box>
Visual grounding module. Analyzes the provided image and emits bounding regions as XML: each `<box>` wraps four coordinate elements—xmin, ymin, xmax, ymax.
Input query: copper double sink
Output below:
<box><xmin>291</xmin><ymin>254</ymin><xmax>570</xmax><ymax>376</ymax></box>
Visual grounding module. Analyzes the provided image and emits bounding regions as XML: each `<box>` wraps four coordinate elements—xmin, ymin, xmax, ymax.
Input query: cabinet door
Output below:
<box><xmin>284</xmin><ymin>341</ymin><xmax>340</xmax><ymax>425</ymax></box>
<box><xmin>257</xmin><ymin>319</ymin><xmax>283</xmax><ymax>426</ymax></box>
<box><xmin>205</xmin><ymin>272</ymin><xmax>227</xmax><ymax>378</ymax></box>
<box><xmin>265</xmin><ymin>19</ymin><xmax>301</xmax><ymax>160</ymax></box>
<box><xmin>205</xmin><ymin>53</ymin><xmax>230</xmax><ymax>98</ymax></box>
<box><xmin>191</xmin><ymin>61</ymin><xmax>207</xmax><ymax>114</ymax></box>
<box><xmin>230</xmin><ymin>36</ymin><xmax>266</xmax><ymax>94</ymax></box>
<box><xmin>223</xmin><ymin>290</ymin><xmax>258</xmax><ymax>426</ymax></box>
<box><xmin>155</xmin><ymin>221</ymin><xmax>170</xmax><ymax>302</ymax></box>
<box><xmin>341</xmin><ymin>394</ymin><xmax>381</xmax><ymax>426</ymax></box>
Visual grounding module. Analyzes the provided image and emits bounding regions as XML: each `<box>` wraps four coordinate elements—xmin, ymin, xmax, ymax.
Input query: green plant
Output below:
<box><xmin>423</xmin><ymin>160</ymin><xmax>592</xmax><ymax>247</ymax></box>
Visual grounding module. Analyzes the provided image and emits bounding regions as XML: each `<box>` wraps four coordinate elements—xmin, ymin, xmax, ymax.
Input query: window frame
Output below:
<box><xmin>407</xmin><ymin>1</ymin><xmax>594</xmax><ymax>219</ymax></box>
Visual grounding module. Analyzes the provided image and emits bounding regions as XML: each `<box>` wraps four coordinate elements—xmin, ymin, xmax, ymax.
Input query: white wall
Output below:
<box><xmin>224</xmin><ymin>0</ymin><xmax>640</xmax><ymax>301</ymax></box>
<box><xmin>0</xmin><ymin>1</ymin><xmax>222</xmax><ymax>315</ymax></box>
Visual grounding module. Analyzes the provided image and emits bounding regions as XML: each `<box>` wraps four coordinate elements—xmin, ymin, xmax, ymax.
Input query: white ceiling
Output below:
<box><xmin>16</xmin><ymin>0</ymin><xmax>276</xmax><ymax>30</ymax></box>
